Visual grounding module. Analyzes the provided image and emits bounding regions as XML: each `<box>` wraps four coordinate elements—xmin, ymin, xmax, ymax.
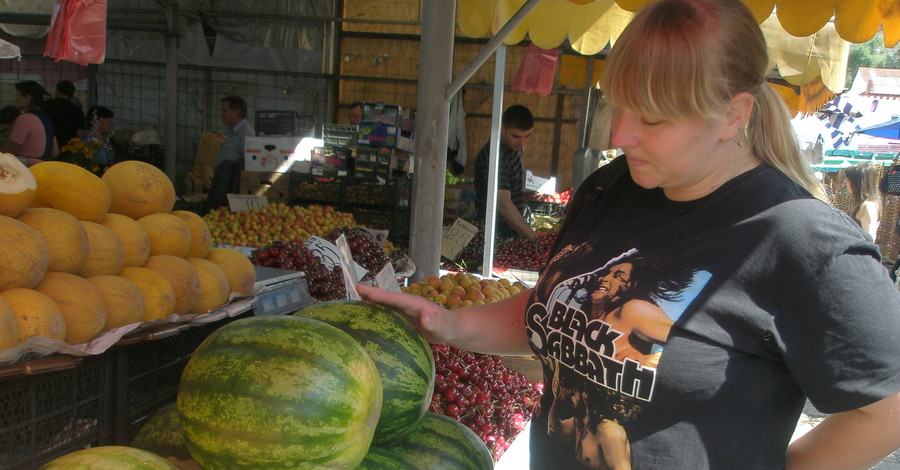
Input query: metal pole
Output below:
<box><xmin>481</xmin><ymin>44</ymin><xmax>506</xmax><ymax>277</ymax></box>
<box><xmin>446</xmin><ymin>0</ymin><xmax>541</xmax><ymax>100</ymax></box>
<box><xmin>163</xmin><ymin>2</ymin><xmax>179</xmax><ymax>182</ymax></box>
<box><xmin>409</xmin><ymin>0</ymin><xmax>456</xmax><ymax>277</ymax></box>
<box><xmin>580</xmin><ymin>59</ymin><xmax>594</xmax><ymax>148</ymax></box>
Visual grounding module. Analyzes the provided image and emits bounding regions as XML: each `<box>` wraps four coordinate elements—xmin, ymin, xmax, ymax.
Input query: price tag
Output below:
<box><xmin>304</xmin><ymin>236</ymin><xmax>343</xmax><ymax>268</ymax></box>
<box><xmin>227</xmin><ymin>194</ymin><xmax>268</xmax><ymax>212</ymax></box>
<box><xmin>358</xmin><ymin>227</ymin><xmax>389</xmax><ymax>245</ymax></box>
<box><xmin>374</xmin><ymin>262</ymin><xmax>401</xmax><ymax>293</ymax></box>
<box><xmin>440</xmin><ymin>218</ymin><xmax>479</xmax><ymax>260</ymax></box>
<box><xmin>334</xmin><ymin>234</ymin><xmax>361</xmax><ymax>300</ymax></box>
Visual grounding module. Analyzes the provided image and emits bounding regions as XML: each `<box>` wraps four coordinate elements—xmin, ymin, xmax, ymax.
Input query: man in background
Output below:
<box><xmin>206</xmin><ymin>96</ymin><xmax>255</xmax><ymax>210</ymax></box>
<box><xmin>43</xmin><ymin>80</ymin><xmax>85</xmax><ymax>149</ymax></box>
<box><xmin>348</xmin><ymin>102</ymin><xmax>363</xmax><ymax>126</ymax></box>
<box><xmin>475</xmin><ymin>104</ymin><xmax>538</xmax><ymax>240</ymax></box>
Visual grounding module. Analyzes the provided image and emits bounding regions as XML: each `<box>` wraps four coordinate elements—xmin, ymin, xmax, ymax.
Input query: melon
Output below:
<box><xmin>36</xmin><ymin>446</ymin><xmax>179</xmax><ymax>469</ymax></box>
<box><xmin>0</xmin><ymin>152</ymin><xmax>36</xmax><ymax>218</ymax></box>
<box><xmin>87</xmin><ymin>275</ymin><xmax>147</xmax><ymax>331</ymax></box>
<box><xmin>29</xmin><ymin>161</ymin><xmax>111</xmax><ymax>222</ymax></box>
<box><xmin>142</xmin><ymin>255</ymin><xmax>200</xmax><ymax>315</ymax></box>
<box><xmin>0</xmin><ymin>215</ymin><xmax>49</xmax><ymax>290</ymax></box>
<box><xmin>177</xmin><ymin>315</ymin><xmax>382</xmax><ymax>470</ymax></box>
<box><xmin>0</xmin><ymin>287</ymin><xmax>66</xmax><ymax>343</ymax></box>
<box><xmin>171</xmin><ymin>210</ymin><xmax>212</xmax><ymax>258</ymax></box>
<box><xmin>204</xmin><ymin>247</ymin><xmax>256</xmax><ymax>296</ymax></box>
<box><xmin>101</xmin><ymin>213</ymin><xmax>151</xmax><ymax>267</ymax></box>
<box><xmin>34</xmin><ymin>272</ymin><xmax>107</xmax><ymax>345</ymax></box>
<box><xmin>0</xmin><ymin>296</ymin><xmax>20</xmax><ymax>349</ymax></box>
<box><xmin>385</xmin><ymin>412</ymin><xmax>494</xmax><ymax>470</ymax></box>
<box><xmin>103</xmin><ymin>160</ymin><xmax>176</xmax><ymax>219</ymax></box>
<box><xmin>358</xmin><ymin>446</ymin><xmax>418</xmax><ymax>469</ymax></box>
<box><xmin>293</xmin><ymin>300</ymin><xmax>435</xmax><ymax>445</ymax></box>
<box><xmin>17</xmin><ymin>208</ymin><xmax>89</xmax><ymax>274</ymax></box>
<box><xmin>119</xmin><ymin>267</ymin><xmax>177</xmax><ymax>321</ymax></box>
<box><xmin>138</xmin><ymin>213</ymin><xmax>192</xmax><ymax>258</ymax></box>
<box><xmin>186</xmin><ymin>257</ymin><xmax>229</xmax><ymax>314</ymax></box>
<box><xmin>78</xmin><ymin>221</ymin><xmax>125</xmax><ymax>277</ymax></box>
<box><xmin>131</xmin><ymin>402</ymin><xmax>192</xmax><ymax>462</ymax></box>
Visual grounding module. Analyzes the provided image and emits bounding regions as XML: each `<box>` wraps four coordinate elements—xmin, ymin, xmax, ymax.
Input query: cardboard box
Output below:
<box><xmin>358</xmin><ymin>123</ymin><xmax>397</xmax><ymax>148</ymax></box>
<box><xmin>362</xmin><ymin>102</ymin><xmax>400</xmax><ymax>126</ymax></box>
<box><xmin>239</xmin><ymin>171</ymin><xmax>291</xmax><ymax>202</ymax></box>
<box><xmin>244</xmin><ymin>136</ymin><xmax>306</xmax><ymax>173</ymax></box>
<box><xmin>525</xmin><ymin>170</ymin><xmax>557</xmax><ymax>195</ymax></box>
<box><xmin>187</xmin><ymin>131</ymin><xmax>224</xmax><ymax>194</ymax></box>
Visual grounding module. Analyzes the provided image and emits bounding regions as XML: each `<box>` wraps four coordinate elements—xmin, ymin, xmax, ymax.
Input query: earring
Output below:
<box><xmin>734</xmin><ymin>127</ymin><xmax>743</xmax><ymax>147</ymax></box>
<box><xmin>734</xmin><ymin>124</ymin><xmax>748</xmax><ymax>147</ymax></box>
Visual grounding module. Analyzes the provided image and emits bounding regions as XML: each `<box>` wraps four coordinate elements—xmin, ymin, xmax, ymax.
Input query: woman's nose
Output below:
<box><xmin>609</xmin><ymin>119</ymin><xmax>637</xmax><ymax>149</ymax></box>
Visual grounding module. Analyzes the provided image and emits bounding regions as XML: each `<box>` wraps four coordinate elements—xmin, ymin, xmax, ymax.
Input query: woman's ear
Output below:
<box><xmin>721</xmin><ymin>92</ymin><xmax>755</xmax><ymax>141</ymax></box>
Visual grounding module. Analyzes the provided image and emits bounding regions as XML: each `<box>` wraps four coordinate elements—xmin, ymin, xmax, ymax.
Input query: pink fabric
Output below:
<box><xmin>512</xmin><ymin>45</ymin><xmax>560</xmax><ymax>96</ymax></box>
<box><xmin>8</xmin><ymin>113</ymin><xmax>47</xmax><ymax>159</ymax></box>
<box><xmin>44</xmin><ymin>0</ymin><xmax>107</xmax><ymax>65</ymax></box>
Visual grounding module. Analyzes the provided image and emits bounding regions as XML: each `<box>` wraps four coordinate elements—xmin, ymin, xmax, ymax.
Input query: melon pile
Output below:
<box><xmin>0</xmin><ymin>155</ymin><xmax>256</xmax><ymax>350</ymax></box>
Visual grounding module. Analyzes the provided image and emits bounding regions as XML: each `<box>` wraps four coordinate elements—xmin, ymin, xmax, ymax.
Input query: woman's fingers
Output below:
<box><xmin>356</xmin><ymin>284</ymin><xmax>448</xmax><ymax>343</ymax></box>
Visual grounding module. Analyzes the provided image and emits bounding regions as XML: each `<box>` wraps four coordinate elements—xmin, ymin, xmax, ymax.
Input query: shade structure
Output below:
<box><xmin>856</xmin><ymin>117</ymin><xmax>900</xmax><ymax>140</ymax></box>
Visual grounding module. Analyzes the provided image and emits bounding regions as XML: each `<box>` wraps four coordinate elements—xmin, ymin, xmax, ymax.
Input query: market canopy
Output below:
<box><xmin>856</xmin><ymin>117</ymin><xmax>900</xmax><ymax>140</ymax></box>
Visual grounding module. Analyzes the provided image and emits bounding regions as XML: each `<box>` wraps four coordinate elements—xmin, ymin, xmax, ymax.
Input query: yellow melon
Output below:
<box><xmin>0</xmin><ymin>296</ymin><xmax>19</xmax><ymax>349</ymax></box>
<box><xmin>118</xmin><ymin>267</ymin><xmax>177</xmax><ymax>321</ymax></box>
<box><xmin>0</xmin><ymin>287</ymin><xmax>66</xmax><ymax>343</ymax></box>
<box><xmin>78</xmin><ymin>221</ymin><xmax>125</xmax><ymax>277</ymax></box>
<box><xmin>142</xmin><ymin>255</ymin><xmax>200</xmax><ymax>315</ymax></box>
<box><xmin>137</xmin><ymin>213</ymin><xmax>192</xmax><ymax>258</ymax></box>
<box><xmin>186</xmin><ymin>257</ymin><xmax>230</xmax><ymax>314</ymax></box>
<box><xmin>101</xmin><ymin>213</ymin><xmax>151</xmax><ymax>267</ymax></box>
<box><xmin>0</xmin><ymin>215</ymin><xmax>49</xmax><ymax>290</ymax></box>
<box><xmin>205</xmin><ymin>247</ymin><xmax>256</xmax><ymax>296</ymax></box>
<box><xmin>86</xmin><ymin>275</ymin><xmax>146</xmax><ymax>331</ymax></box>
<box><xmin>17</xmin><ymin>207</ymin><xmax>89</xmax><ymax>274</ymax></box>
<box><xmin>0</xmin><ymin>152</ymin><xmax>36</xmax><ymax>218</ymax></box>
<box><xmin>102</xmin><ymin>161</ymin><xmax>176</xmax><ymax>219</ymax></box>
<box><xmin>34</xmin><ymin>272</ymin><xmax>107</xmax><ymax>344</ymax></box>
<box><xmin>29</xmin><ymin>161</ymin><xmax>111</xmax><ymax>222</ymax></box>
<box><xmin>170</xmin><ymin>210</ymin><xmax>212</xmax><ymax>258</ymax></box>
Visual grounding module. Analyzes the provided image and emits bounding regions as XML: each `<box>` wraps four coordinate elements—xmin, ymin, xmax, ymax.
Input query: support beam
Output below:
<box><xmin>409</xmin><ymin>1</ymin><xmax>456</xmax><ymax>277</ymax></box>
<box><xmin>480</xmin><ymin>44</ymin><xmax>507</xmax><ymax>277</ymax></box>
<box><xmin>163</xmin><ymin>2</ymin><xmax>179</xmax><ymax>182</ymax></box>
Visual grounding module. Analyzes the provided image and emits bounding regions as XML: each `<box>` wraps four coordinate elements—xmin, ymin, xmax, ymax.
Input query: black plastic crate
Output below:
<box><xmin>0</xmin><ymin>355</ymin><xmax>113</xmax><ymax>469</ymax></box>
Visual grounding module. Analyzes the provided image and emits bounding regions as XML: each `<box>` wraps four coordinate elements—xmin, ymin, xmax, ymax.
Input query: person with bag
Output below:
<box><xmin>357</xmin><ymin>0</ymin><xmax>900</xmax><ymax>468</ymax></box>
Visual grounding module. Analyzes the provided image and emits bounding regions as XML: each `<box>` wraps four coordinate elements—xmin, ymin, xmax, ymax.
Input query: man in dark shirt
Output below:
<box><xmin>42</xmin><ymin>80</ymin><xmax>85</xmax><ymax>149</ymax></box>
<box><xmin>474</xmin><ymin>104</ymin><xmax>538</xmax><ymax>240</ymax></box>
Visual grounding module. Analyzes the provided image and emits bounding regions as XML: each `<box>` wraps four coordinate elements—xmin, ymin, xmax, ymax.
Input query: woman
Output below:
<box><xmin>360</xmin><ymin>0</ymin><xmax>900</xmax><ymax>468</ymax></box>
<box><xmin>83</xmin><ymin>106</ymin><xmax>116</xmax><ymax>170</ymax></box>
<box><xmin>844</xmin><ymin>162</ymin><xmax>882</xmax><ymax>241</ymax></box>
<box><xmin>0</xmin><ymin>81</ymin><xmax>58</xmax><ymax>166</ymax></box>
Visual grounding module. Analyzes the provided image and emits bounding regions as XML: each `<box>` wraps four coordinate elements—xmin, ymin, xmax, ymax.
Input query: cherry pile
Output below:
<box><xmin>249</xmin><ymin>240</ymin><xmax>346</xmax><ymax>301</ymax></box>
<box><xmin>441</xmin><ymin>227</ymin><xmax>485</xmax><ymax>272</ymax></box>
<box><xmin>324</xmin><ymin>227</ymin><xmax>390</xmax><ymax>279</ymax></box>
<box><xmin>494</xmin><ymin>232</ymin><xmax>558</xmax><ymax>272</ymax></box>
<box><xmin>429</xmin><ymin>344</ymin><xmax>542</xmax><ymax>462</ymax></box>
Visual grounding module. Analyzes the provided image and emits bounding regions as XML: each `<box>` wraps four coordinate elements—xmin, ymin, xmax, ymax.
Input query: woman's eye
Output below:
<box><xmin>641</xmin><ymin>118</ymin><xmax>662</xmax><ymax>126</ymax></box>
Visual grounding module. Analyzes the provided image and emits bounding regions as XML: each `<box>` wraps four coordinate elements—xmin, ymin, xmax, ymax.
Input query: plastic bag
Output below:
<box><xmin>512</xmin><ymin>45</ymin><xmax>559</xmax><ymax>96</ymax></box>
<box><xmin>43</xmin><ymin>0</ymin><xmax>107</xmax><ymax>65</ymax></box>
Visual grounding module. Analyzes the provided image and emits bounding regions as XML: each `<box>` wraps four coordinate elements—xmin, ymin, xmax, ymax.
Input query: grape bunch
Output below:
<box><xmin>249</xmin><ymin>240</ymin><xmax>346</xmax><ymax>301</ymax></box>
<box><xmin>324</xmin><ymin>227</ymin><xmax>390</xmax><ymax>279</ymax></box>
<box><xmin>494</xmin><ymin>232</ymin><xmax>558</xmax><ymax>272</ymax></box>
<box><xmin>429</xmin><ymin>344</ymin><xmax>542</xmax><ymax>462</ymax></box>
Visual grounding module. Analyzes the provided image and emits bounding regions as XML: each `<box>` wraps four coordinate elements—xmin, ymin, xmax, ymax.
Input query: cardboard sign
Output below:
<box><xmin>334</xmin><ymin>234</ymin><xmax>361</xmax><ymax>300</ymax></box>
<box><xmin>358</xmin><ymin>227</ymin><xmax>389</xmax><ymax>245</ymax></box>
<box><xmin>304</xmin><ymin>236</ymin><xmax>367</xmax><ymax>279</ymax></box>
<box><xmin>374</xmin><ymin>262</ymin><xmax>401</xmax><ymax>293</ymax></box>
<box><xmin>441</xmin><ymin>218</ymin><xmax>479</xmax><ymax>260</ymax></box>
<box><xmin>227</xmin><ymin>194</ymin><xmax>268</xmax><ymax>212</ymax></box>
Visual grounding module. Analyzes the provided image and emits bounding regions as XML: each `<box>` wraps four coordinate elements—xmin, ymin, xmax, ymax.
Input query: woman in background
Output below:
<box><xmin>1</xmin><ymin>81</ymin><xmax>58</xmax><ymax>166</ymax></box>
<box><xmin>83</xmin><ymin>105</ymin><xmax>116</xmax><ymax>171</ymax></box>
<box><xmin>844</xmin><ymin>162</ymin><xmax>882</xmax><ymax>241</ymax></box>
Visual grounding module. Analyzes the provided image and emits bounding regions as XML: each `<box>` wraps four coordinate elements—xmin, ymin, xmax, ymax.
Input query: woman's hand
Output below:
<box><xmin>356</xmin><ymin>284</ymin><xmax>457</xmax><ymax>344</ymax></box>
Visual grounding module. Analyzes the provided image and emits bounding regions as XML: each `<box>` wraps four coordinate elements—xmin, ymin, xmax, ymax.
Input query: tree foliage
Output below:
<box><xmin>846</xmin><ymin>31</ymin><xmax>900</xmax><ymax>89</ymax></box>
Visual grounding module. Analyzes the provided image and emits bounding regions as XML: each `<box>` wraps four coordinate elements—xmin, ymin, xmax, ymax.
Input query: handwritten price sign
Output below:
<box><xmin>440</xmin><ymin>218</ymin><xmax>479</xmax><ymax>260</ymax></box>
<box><xmin>227</xmin><ymin>194</ymin><xmax>268</xmax><ymax>212</ymax></box>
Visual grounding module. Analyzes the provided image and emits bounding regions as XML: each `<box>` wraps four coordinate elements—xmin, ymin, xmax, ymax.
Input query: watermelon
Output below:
<box><xmin>357</xmin><ymin>446</ymin><xmax>419</xmax><ymax>469</ymax></box>
<box><xmin>176</xmin><ymin>315</ymin><xmax>383</xmax><ymax>470</ymax></box>
<box><xmin>37</xmin><ymin>446</ymin><xmax>179</xmax><ymax>469</ymax></box>
<box><xmin>131</xmin><ymin>402</ymin><xmax>191</xmax><ymax>461</ymax></box>
<box><xmin>385</xmin><ymin>412</ymin><xmax>494</xmax><ymax>470</ymax></box>
<box><xmin>292</xmin><ymin>300</ymin><xmax>435</xmax><ymax>445</ymax></box>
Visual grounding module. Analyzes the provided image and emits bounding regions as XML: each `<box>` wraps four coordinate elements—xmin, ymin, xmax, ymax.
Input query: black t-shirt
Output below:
<box><xmin>474</xmin><ymin>141</ymin><xmax>526</xmax><ymax>238</ymax></box>
<box><xmin>43</xmin><ymin>97</ymin><xmax>85</xmax><ymax>149</ymax></box>
<box><xmin>526</xmin><ymin>157</ymin><xmax>900</xmax><ymax>469</ymax></box>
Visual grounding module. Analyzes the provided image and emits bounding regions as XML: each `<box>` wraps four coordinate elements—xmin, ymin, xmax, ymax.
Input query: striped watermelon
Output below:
<box><xmin>176</xmin><ymin>315</ymin><xmax>383</xmax><ymax>469</ymax></box>
<box><xmin>131</xmin><ymin>402</ymin><xmax>191</xmax><ymax>461</ymax></box>
<box><xmin>37</xmin><ymin>446</ymin><xmax>179</xmax><ymax>469</ymax></box>
<box><xmin>357</xmin><ymin>446</ymin><xmax>418</xmax><ymax>469</ymax></box>
<box><xmin>293</xmin><ymin>300</ymin><xmax>435</xmax><ymax>446</ymax></box>
<box><xmin>384</xmin><ymin>412</ymin><xmax>494</xmax><ymax>470</ymax></box>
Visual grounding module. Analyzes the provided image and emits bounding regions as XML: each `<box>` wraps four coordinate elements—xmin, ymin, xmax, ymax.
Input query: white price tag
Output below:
<box><xmin>358</xmin><ymin>227</ymin><xmax>389</xmax><ymax>245</ymax></box>
<box><xmin>440</xmin><ymin>218</ymin><xmax>479</xmax><ymax>260</ymax></box>
<box><xmin>374</xmin><ymin>262</ymin><xmax>401</xmax><ymax>293</ymax></box>
<box><xmin>304</xmin><ymin>236</ymin><xmax>343</xmax><ymax>268</ymax></box>
<box><xmin>227</xmin><ymin>194</ymin><xmax>268</xmax><ymax>212</ymax></box>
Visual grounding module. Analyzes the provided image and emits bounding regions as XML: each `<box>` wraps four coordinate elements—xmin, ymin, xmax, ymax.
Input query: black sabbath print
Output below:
<box><xmin>527</xmin><ymin>248</ymin><xmax>709</xmax><ymax>469</ymax></box>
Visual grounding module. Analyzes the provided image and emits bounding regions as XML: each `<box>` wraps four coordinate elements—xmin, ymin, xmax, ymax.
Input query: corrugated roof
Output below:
<box><xmin>859</xmin><ymin>68</ymin><xmax>900</xmax><ymax>98</ymax></box>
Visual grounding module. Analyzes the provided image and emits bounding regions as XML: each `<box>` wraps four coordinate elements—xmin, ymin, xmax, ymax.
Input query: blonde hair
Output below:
<box><xmin>601</xmin><ymin>0</ymin><xmax>827</xmax><ymax>200</ymax></box>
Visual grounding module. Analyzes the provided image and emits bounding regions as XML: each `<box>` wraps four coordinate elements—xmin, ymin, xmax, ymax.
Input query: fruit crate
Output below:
<box><xmin>291</xmin><ymin>172</ymin><xmax>345</xmax><ymax>207</ymax></box>
<box><xmin>0</xmin><ymin>355</ymin><xmax>114</xmax><ymax>470</ymax></box>
<box><xmin>111</xmin><ymin>313</ymin><xmax>252</xmax><ymax>443</ymax></box>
